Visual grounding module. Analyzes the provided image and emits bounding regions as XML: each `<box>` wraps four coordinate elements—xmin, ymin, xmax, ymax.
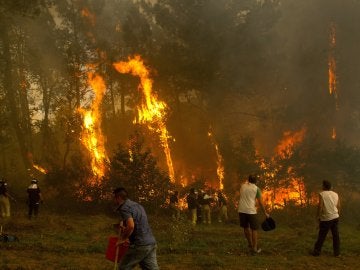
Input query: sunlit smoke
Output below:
<box><xmin>113</xmin><ymin>55</ymin><xmax>175</xmax><ymax>183</ymax></box>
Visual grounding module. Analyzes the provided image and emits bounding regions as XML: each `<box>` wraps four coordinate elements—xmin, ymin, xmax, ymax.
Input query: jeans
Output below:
<box><xmin>119</xmin><ymin>244</ymin><xmax>159</xmax><ymax>270</ymax></box>
<box><xmin>314</xmin><ymin>218</ymin><xmax>340</xmax><ymax>256</ymax></box>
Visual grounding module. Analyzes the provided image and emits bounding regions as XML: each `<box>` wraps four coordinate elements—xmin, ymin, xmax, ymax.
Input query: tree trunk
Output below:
<box><xmin>17</xmin><ymin>29</ymin><xmax>33</xmax><ymax>155</ymax></box>
<box><xmin>1</xmin><ymin>22</ymin><xmax>32</xmax><ymax>170</ymax></box>
<box><xmin>109</xmin><ymin>80</ymin><xmax>116</xmax><ymax>117</ymax></box>
<box><xmin>120</xmin><ymin>83</ymin><xmax>125</xmax><ymax>116</ymax></box>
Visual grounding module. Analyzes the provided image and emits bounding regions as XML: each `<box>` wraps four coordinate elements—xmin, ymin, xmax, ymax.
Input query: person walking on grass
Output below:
<box><xmin>27</xmin><ymin>179</ymin><xmax>42</xmax><ymax>219</ymax></box>
<box><xmin>113</xmin><ymin>187</ymin><xmax>159</xmax><ymax>270</ymax></box>
<box><xmin>238</xmin><ymin>175</ymin><xmax>269</xmax><ymax>254</ymax></box>
<box><xmin>312</xmin><ymin>180</ymin><xmax>340</xmax><ymax>257</ymax></box>
<box><xmin>200</xmin><ymin>190</ymin><xmax>212</xmax><ymax>225</ymax></box>
<box><xmin>169</xmin><ymin>190</ymin><xmax>180</xmax><ymax>221</ymax></box>
<box><xmin>217</xmin><ymin>190</ymin><xmax>228</xmax><ymax>223</ymax></box>
<box><xmin>186</xmin><ymin>188</ymin><xmax>198</xmax><ymax>225</ymax></box>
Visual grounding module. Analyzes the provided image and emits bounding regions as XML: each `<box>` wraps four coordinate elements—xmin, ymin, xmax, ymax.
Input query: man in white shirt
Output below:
<box><xmin>312</xmin><ymin>180</ymin><xmax>340</xmax><ymax>257</ymax></box>
<box><xmin>238</xmin><ymin>175</ymin><xmax>269</xmax><ymax>254</ymax></box>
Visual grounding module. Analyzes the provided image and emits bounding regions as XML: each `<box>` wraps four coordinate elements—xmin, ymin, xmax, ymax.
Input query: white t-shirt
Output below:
<box><xmin>237</xmin><ymin>182</ymin><xmax>260</xmax><ymax>214</ymax></box>
<box><xmin>319</xmin><ymin>190</ymin><xmax>339</xmax><ymax>221</ymax></box>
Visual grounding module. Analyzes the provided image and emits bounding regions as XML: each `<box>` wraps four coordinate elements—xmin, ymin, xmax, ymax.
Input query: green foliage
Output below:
<box><xmin>105</xmin><ymin>132</ymin><xmax>171</xmax><ymax>208</ymax></box>
<box><xmin>44</xmin><ymin>152</ymin><xmax>95</xmax><ymax>204</ymax></box>
<box><xmin>233</xmin><ymin>136</ymin><xmax>261</xmax><ymax>179</ymax></box>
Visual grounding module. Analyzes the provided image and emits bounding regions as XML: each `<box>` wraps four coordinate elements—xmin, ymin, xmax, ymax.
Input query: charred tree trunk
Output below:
<box><xmin>109</xmin><ymin>80</ymin><xmax>116</xmax><ymax>117</ymax></box>
<box><xmin>120</xmin><ymin>82</ymin><xmax>126</xmax><ymax>116</ymax></box>
<box><xmin>62</xmin><ymin>96</ymin><xmax>73</xmax><ymax>170</ymax></box>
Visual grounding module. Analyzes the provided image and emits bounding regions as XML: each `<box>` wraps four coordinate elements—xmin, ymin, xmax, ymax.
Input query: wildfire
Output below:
<box><xmin>329</xmin><ymin>22</ymin><xmax>339</xmax><ymax>140</ymax></box>
<box><xmin>332</xmin><ymin>127</ymin><xmax>337</xmax><ymax>140</ymax></box>
<box><xmin>275</xmin><ymin>127</ymin><xmax>306</xmax><ymax>158</ymax></box>
<box><xmin>113</xmin><ymin>55</ymin><xmax>175</xmax><ymax>183</ymax></box>
<box><xmin>33</xmin><ymin>164</ymin><xmax>47</xmax><ymax>174</ymax></box>
<box><xmin>262</xmin><ymin>127</ymin><xmax>308</xmax><ymax>209</ymax></box>
<box><xmin>79</xmin><ymin>71</ymin><xmax>109</xmax><ymax>183</ymax></box>
<box><xmin>208</xmin><ymin>130</ymin><xmax>224</xmax><ymax>190</ymax></box>
<box><xmin>328</xmin><ymin>23</ymin><xmax>337</xmax><ymax>98</ymax></box>
<box><xmin>262</xmin><ymin>177</ymin><xmax>306</xmax><ymax>209</ymax></box>
<box><xmin>81</xmin><ymin>7</ymin><xmax>96</xmax><ymax>27</ymax></box>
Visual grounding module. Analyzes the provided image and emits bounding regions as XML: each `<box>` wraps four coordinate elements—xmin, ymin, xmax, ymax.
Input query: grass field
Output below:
<box><xmin>1</xmin><ymin>206</ymin><xmax>359</xmax><ymax>270</ymax></box>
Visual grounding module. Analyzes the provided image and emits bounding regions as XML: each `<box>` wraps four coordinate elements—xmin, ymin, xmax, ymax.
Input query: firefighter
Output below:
<box><xmin>27</xmin><ymin>179</ymin><xmax>42</xmax><ymax>219</ymax></box>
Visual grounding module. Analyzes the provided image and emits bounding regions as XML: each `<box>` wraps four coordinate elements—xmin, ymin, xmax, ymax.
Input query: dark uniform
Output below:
<box><xmin>27</xmin><ymin>180</ymin><xmax>42</xmax><ymax>219</ymax></box>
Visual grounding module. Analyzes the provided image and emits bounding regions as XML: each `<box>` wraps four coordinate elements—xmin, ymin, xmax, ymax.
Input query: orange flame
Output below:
<box><xmin>208</xmin><ymin>130</ymin><xmax>224</xmax><ymax>190</ymax></box>
<box><xmin>81</xmin><ymin>8</ymin><xmax>96</xmax><ymax>26</ymax></box>
<box><xmin>79</xmin><ymin>71</ymin><xmax>108</xmax><ymax>183</ymax></box>
<box><xmin>332</xmin><ymin>127</ymin><xmax>336</xmax><ymax>140</ymax></box>
<box><xmin>262</xmin><ymin>177</ymin><xmax>306</xmax><ymax>209</ymax></box>
<box><xmin>113</xmin><ymin>55</ymin><xmax>175</xmax><ymax>183</ymax></box>
<box><xmin>262</xmin><ymin>127</ymin><xmax>308</xmax><ymax>208</ymax></box>
<box><xmin>275</xmin><ymin>127</ymin><xmax>306</xmax><ymax>158</ymax></box>
<box><xmin>33</xmin><ymin>164</ymin><xmax>47</xmax><ymax>174</ymax></box>
<box><xmin>328</xmin><ymin>23</ymin><xmax>338</xmax><ymax>110</ymax></box>
<box><xmin>329</xmin><ymin>22</ymin><xmax>339</xmax><ymax>140</ymax></box>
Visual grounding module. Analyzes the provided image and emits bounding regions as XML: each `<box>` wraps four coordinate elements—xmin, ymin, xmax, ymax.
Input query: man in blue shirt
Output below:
<box><xmin>113</xmin><ymin>187</ymin><xmax>159</xmax><ymax>270</ymax></box>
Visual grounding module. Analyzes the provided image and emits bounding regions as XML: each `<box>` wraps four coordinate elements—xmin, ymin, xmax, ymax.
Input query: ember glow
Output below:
<box><xmin>208</xmin><ymin>130</ymin><xmax>224</xmax><ymax>190</ymax></box>
<box><xmin>79</xmin><ymin>71</ymin><xmax>109</xmax><ymax>183</ymax></box>
<box><xmin>113</xmin><ymin>55</ymin><xmax>175</xmax><ymax>183</ymax></box>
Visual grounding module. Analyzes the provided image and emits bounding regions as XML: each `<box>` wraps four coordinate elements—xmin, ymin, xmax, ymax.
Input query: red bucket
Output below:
<box><xmin>105</xmin><ymin>236</ymin><xmax>130</xmax><ymax>262</ymax></box>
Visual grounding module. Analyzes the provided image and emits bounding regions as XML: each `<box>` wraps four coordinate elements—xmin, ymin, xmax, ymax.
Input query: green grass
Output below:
<box><xmin>1</xmin><ymin>208</ymin><xmax>359</xmax><ymax>270</ymax></box>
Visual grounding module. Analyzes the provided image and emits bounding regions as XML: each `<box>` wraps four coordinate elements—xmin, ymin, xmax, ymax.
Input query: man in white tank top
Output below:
<box><xmin>312</xmin><ymin>180</ymin><xmax>340</xmax><ymax>257</ymax></box>
<box><xmin>238</xmin><ymin>175</ymin><xmax>269</xmax><ymax>254</ymax></box>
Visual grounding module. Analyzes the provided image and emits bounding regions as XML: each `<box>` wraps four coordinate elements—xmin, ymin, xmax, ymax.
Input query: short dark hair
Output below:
<box><xmin>113</xmin><ymin>187</ymin><xmax>128</xmax><ymax>199</ymax></box>
<box><xmin>322</xmin><ymin>180</ymin><xmax>332</xmax><ymax>190</ymax></box>
<box><xmin>248</xmin><ymin>175</ymin><xmax>257</xmax><ymax>184</ymax></box>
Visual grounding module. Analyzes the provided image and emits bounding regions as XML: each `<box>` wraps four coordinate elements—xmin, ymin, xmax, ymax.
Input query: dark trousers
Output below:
<box><xmin>28</xmin><ymin>202</ymin><xmax>39</xmax><ymax>218</ymax></box>
<box><xmin>314</xmin><ymin>218</ymin><xmax>340</xmax><ymax>256</ymax></box>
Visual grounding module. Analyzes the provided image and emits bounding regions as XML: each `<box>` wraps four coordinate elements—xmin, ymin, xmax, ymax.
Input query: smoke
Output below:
<box><xmin>3</xmin><ymin>0</ymin><xmax>360</xmax><ymax>191</ymax></box>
